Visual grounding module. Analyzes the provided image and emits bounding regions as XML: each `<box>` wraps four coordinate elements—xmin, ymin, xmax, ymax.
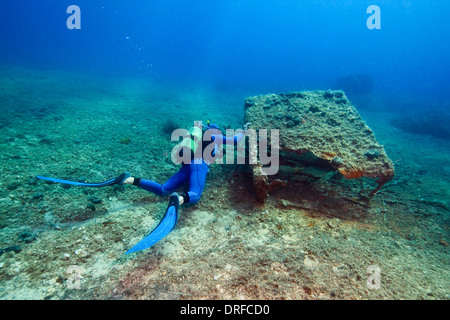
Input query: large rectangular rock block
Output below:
<box><xmin>244</xmin><ymin>90</ymin><xmax>395</xmax><ymax>202</ymax></box>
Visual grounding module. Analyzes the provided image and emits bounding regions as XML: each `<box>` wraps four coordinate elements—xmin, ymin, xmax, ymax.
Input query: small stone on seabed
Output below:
<box><xmin>327</xmin><ymin>218</ymin><xmax>340</xmax><ymax>228</ymax></box>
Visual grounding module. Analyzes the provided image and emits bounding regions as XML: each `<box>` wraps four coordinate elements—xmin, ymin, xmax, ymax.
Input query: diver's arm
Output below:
<box><xmin>214</xmin><ymin>123</ymin><xmax>250</xmax><ymax>145</ymax></box>
<box><xmin>220</xmin><ymin>132</ymin><xmax>244</xmax><ymax>144</ymax></box>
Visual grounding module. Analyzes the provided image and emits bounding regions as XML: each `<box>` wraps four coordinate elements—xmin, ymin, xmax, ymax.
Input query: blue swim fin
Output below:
<box><xmin>36</xmin><ymin>172</ymin><xmax>130</xmax><ymax>188</ymax></box>
<box><xmin>125</xmin><ymin>192</ymin><xmax>179</xmax><ymax>254</ymax></box>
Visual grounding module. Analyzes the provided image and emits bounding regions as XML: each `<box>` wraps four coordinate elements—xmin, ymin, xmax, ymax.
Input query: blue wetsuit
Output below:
<box><xmin>135</xmin><ymin>131</ymin><xmax>244</xmax><ymax>205</ymax></box>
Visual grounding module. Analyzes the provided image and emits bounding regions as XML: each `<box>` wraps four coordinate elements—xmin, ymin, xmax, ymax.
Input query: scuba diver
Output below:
<box><xmin>36</xmin><ymin>121</ymin><xmax>249</xmax><ymax>254</ymax></box>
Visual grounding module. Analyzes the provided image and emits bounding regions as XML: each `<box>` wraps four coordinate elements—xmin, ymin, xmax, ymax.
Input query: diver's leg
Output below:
<box><xmin>124</xmin><ymin>165</ymin><xmax>189</xmax><ymax>196</ymax></box>
<box><xmin>180</xmin><ymin>162</ymin><xmax>209</xmax><ymax>205</ymax></box>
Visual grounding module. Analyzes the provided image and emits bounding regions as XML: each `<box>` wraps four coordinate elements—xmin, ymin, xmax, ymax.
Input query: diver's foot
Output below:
<box><xmin>114</xmin><ymin>172</ymin><xmax>130</xmax><ymax>185</ymax></box>
<box><xmin>168</xmin><ymin>192</ymin><xmax>180</xmax><ymax>210</ymax></box>
<box><xmin>179</xmin><ymin>191</ymin><xmax>189</xmax><ymax>205</ymax></box>
<box><xmin>123</xmin><ymin>177</ymin><xmax>134</xmax><ymax>185</ymax></box>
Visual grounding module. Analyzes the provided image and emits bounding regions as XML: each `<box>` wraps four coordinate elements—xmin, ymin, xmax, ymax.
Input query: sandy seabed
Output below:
<box><xmin>0</xmin><ymin>66</ymin><xmax>448</xmax><ymax>300</ymax></box>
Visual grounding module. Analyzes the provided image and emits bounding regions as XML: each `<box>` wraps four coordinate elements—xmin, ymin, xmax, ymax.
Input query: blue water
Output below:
<box><xmin>1</xmin><ymin>0</ymin><xmax>449</xmax><ymax>102</ymax></box>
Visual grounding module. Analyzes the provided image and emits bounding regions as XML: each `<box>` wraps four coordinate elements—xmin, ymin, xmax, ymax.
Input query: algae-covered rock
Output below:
<box><xmin>244</xmin><ymin>90</ymin><xmax>395</xmax><ymax>201</ymax></box>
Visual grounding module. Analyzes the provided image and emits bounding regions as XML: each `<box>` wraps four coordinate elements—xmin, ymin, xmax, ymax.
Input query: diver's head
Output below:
<box><xmin>202</xmin><ymin>120</ymin><xmax>220</xmax><ymax>131</ymax></box>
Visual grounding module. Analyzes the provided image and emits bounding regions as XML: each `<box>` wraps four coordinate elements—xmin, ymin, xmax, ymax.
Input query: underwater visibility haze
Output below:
<box><xmin>0</xmin><ymin>0</ymin><xmax>449</xmax><ymax>301</ymax></box>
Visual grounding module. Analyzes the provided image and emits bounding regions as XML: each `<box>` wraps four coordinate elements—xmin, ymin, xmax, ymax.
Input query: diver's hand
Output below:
<box><xmin>243</xmin><ymin>122</ymin><xmax>251</xmax><ymax>131</ymax></box>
